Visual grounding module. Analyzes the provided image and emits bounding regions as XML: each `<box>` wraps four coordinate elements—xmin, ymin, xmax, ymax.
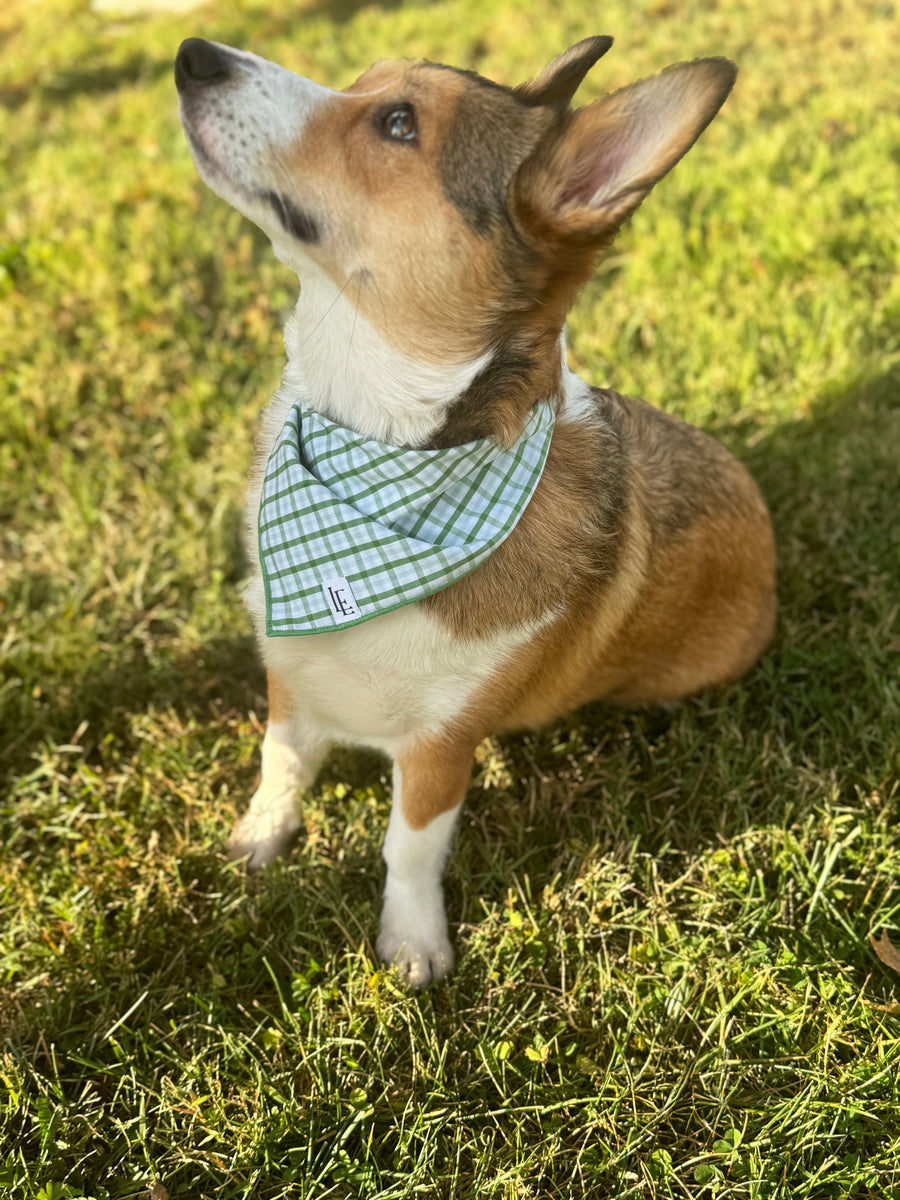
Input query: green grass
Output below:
<box><xmin>1</xmin><ymin>0</ymin><xmax>899</xmax><ymax>1195</ymax></box>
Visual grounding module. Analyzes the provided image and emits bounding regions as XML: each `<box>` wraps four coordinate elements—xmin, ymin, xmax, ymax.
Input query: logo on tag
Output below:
<box><xmin>322</xmin><ymin>577</ymin><xmax>361</xmax><ymax>623</ymax></box>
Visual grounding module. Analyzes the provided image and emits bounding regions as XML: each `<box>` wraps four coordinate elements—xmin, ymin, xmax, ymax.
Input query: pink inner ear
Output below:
<box><xmin>560</xmin><ymin>141</ymin><xmax>630</xmax><ymax>208</ymax></box>
<box><xmin>543</xmin><ymin>59</ymin><xmax>737</xmax><ymax>223</ymax></box>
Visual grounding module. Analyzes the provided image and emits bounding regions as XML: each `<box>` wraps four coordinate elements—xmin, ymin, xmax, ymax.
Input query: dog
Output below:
<box><xmin>175</xmin><ymin>34</ymin><xmax>776</xmax><ymax>985</ymax></box>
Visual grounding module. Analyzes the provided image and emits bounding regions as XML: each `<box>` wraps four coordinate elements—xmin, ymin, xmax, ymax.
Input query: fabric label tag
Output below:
<box><xmin>322</xmin><ymin>577</ymin><xmax>361</xmax><ymax>623</ymax></box>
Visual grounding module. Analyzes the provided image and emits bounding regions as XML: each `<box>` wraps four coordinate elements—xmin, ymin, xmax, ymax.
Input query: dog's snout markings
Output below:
<box><xmin>177</xmin><ymin>36</ymin><xmax>775</xmax><ymax>986</ymax></box>
<box><xmin>263</xmin><ymin>189</ymin><xmax>321</xmax><ymax>244</ymax></box>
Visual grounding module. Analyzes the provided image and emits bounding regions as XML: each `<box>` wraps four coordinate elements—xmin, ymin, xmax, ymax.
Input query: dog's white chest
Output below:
<box><xmin>244</xmin><ymin>580</ymin><xmax>538</xmax><ymax>750</ymax></box>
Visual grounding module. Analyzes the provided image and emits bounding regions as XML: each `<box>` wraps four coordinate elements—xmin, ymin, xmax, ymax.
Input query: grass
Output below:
<box><xmin>1</xmin><ymin>0</ymin><xmax>899</xmax><ymax>1195</ymax></box>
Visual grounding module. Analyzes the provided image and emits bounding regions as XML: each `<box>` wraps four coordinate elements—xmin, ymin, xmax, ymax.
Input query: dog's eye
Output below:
<box><xmin>377</xmin><ymin>103</ymin><xmax>417</xmax><ymax>143</ymax></box>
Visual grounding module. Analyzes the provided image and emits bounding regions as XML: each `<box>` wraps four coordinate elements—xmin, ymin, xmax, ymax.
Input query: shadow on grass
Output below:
<box><xmin>0</xmin><ymin>632</ymin><xmax>260</xmax><ymax>780</ymax></box>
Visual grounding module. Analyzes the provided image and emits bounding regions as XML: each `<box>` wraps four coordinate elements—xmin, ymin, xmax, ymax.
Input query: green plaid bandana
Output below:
<box><xmin>258</xmin><ymin>401</ymin><xmax>556</xmax><ymax>636</ymax></box>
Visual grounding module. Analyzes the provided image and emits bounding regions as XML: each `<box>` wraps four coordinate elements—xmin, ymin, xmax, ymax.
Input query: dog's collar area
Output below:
<box><xmin>257</xmin><ymin>401</ymin><xmax>556</xmax><ymax>636</ymax></box>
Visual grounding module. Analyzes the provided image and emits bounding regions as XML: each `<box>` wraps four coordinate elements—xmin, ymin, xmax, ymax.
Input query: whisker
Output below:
<box><xmin>344</xmin><ymin>270</ymin><xmax>365</xmax><ymax>370</ymax></box>
<box><xmin>299</xmin><ymin>272</ymin><xmax>357</xmax><ymax>345</ymax></box>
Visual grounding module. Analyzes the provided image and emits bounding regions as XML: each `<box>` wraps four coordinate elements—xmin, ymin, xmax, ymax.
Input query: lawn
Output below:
<box><xmin>1</xmin><ymin>0</ymin><xmax>899</xmax><ymax>1196</ymax></box>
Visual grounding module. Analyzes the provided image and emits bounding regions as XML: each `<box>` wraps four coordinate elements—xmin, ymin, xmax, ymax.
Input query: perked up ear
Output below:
<box><xmin>517</xmin><ymin>57</ymin><xmax>737</xmax><ymax>238</ymax></box>
<box><xmin>515</xmin><ymin>36</ymin><xmax>613</xmax><ymax>109</ymax></box>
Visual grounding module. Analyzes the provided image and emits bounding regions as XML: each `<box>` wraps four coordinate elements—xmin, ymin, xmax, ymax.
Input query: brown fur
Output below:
<box><xmin>176</xmin><ymin>36</ymin><xmax>775</xmax><ymax>978</ymax></box>
<box><xmin>265</xmin><ymin>48</ymin><xmax>774</xmax><ymax>830</ymax></box>
<box><xmin>397</xmin><ymin>739</ymin><xmax>479</xmax><ymax>831</ymax></box>
<box><xmin>277</xmin><ymin>63</ymin><xmax>551</xmax><ymax>372</ymax></box>
<box><xmin>515</xmin><ymin>37</ymin><xmax>613</xmax><ymax>109</ymax></box>
<box><xmin>423</xmin><ymin>389</ymin><xmax>775</xmax><ymax>760</ymax></box>
<box><xmin>423</xmin><ymin>396</ymin><xmax>628</xmax><ymax>635</ymax></box>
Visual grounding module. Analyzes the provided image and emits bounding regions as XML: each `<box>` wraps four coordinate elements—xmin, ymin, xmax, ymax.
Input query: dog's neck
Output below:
<box><xmin>280</xmin><ymin>260</ymin><xmax>563</xmax><ymax>448</ymax></box>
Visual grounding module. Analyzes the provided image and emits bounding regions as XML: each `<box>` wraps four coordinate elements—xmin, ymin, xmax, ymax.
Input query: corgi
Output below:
<box><xmin>175</xmin><ymin>34</ymin><xmax>776</xmax><ymax>985</ymax></box>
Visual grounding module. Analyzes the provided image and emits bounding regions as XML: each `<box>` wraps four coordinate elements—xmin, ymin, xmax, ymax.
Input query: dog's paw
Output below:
<box><xmin>226</xmin><ymin>806</ymin><xmax>300</xmax><ymax>871</ymax></box>
<box><xmin>376</xmin><ymin>893</ymin><xmax>455</xmax><ymax>987</ymax></box>
<box><xmin>376</xmin><ymin>926</ymin><xmax>455</xmax><ymax>988</ymax></box>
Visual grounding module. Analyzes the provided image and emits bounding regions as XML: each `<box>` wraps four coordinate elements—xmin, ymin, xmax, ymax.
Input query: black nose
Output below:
<box><xmin>175</xmin><ymin>38</ymin><xmax>232</xmax><ymax>90</ymax></box>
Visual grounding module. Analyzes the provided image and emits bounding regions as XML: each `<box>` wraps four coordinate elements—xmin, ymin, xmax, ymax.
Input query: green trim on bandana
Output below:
<box><xmin>258</xmin><ymin>401</ymin><xmax>556</xmax><ymax>636</ymax></box>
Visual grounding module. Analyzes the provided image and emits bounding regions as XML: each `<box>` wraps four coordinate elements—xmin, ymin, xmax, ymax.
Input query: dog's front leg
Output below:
<box><xmin>228</xmin><ymin>669</ymin><xmax>328</xmax><ymax>870</ymax></box>
<box><xmin>377</xmin><ymin>740</ymin><xmax>474</xmax><ymax>987</ymax></box>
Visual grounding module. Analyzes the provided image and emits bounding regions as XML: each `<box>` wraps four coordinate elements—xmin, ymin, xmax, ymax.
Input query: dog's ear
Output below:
<box><xmin>515</xmin><ymin>37</ymin><xmax>613</xmax><ymax>110</ymax></box>
<box><xmin>516</xmin><ymin>58</ymin><xmax>737</xmax><ymax>239</ymax></box>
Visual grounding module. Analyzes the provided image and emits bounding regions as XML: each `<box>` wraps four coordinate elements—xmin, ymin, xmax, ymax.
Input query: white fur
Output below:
<box><xmin>177</xmin><ymin>43</ymin><xmax>339</xmax><ymax>244</ymax></box>
<box><xmin>234</xmin><ymin>281</ymin><xmax>557</xmax><ymax>978</ymax></box>
<box><xmin>181</xmin><ymin>44</ymin><xmax>492</xmax><ymax>447</ymax></box>
<box><xmin>228</xmin><ymin>718</ymin><xmax>329</xmax><ymax>869</ymax></box>
<box><xmin>235</xmin><ymin>595</ymin><xmax>551</xmax><ymax>983</ymax></box>
<box><xmin>377</xmin><ymin>772</ymin><xmax>460</xmax><ymax>985</ymax></box>
<box><xmin>280</xmin><ymin>260</ymin><xmax>493</xmax><ymax>445</ymax></box>
<box><xmin>561</xmin><ymin>356</ymin><xmax>600</xmax><ymax>422</ymax></box>
<box><xmin>243</xmin><ymin>582</ymin><xmax>551</xmax><ymax>752</ymax></box>
<box><xmin>235</xmin><ymin>333</ymin><xmax>563</xmax><ymax>971</ymax></box>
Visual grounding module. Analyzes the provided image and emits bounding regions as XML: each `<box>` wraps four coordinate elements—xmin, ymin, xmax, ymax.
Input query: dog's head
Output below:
<box><xmin>176</xmin><ymin>37</ymin><xmax>735</xmax><ymax>437</ymax></box>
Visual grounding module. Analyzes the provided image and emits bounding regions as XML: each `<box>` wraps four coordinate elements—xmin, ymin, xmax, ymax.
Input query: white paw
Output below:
<box><xmin>376</xmin><ymin>890</ymin><xmax>455</xmax><ymax>987</ymax></box>
<box><xmin>376</xmin><ymin>926</ymin><xmax>455</xmax><ymax>987</ymax></box>
<box><xmin>226</xmin><ymin>800</ymin><xmax>300</xmax><ymax>871</ymax></box>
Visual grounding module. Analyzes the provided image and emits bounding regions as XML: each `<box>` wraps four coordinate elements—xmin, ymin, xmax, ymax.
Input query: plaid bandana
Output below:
<box><xmin>258</xmin><ymin>401</ymin><xmax>556</xmax><ymax>636</ymax></box>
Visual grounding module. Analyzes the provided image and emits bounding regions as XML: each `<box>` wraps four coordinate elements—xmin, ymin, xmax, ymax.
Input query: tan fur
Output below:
<box><xmin>415</xmin><ymin>390</ymin><xmax>776</xmax><ymax>816</ymax></box>
<box><xmin>424</xmin><ymin>408</ymin><xmax>627</xmax><ymax>637</ymax></box>
<box><xmin>267</xmin><ymin>42</ymin><xmax>774</xmax><ymax>843</ymax></box>
<box><xmin>397</xmin><ymin>739</ymin><xmax>477</xmax><ymax>831</ymax></box>
<box><xmin>596</xmin><ymin>516</ymin><xmax>777</xmax><ymax>704</ymax></box>
<box><xmin>176</xmin><ymin>35</ymin><xmax>775</xmax><ymax>981</ymax></box>
<box><xmin>278</xmin><ymin>63</ymin><xmax>549</xmax><ymax>367</ymax></box>
<box><xmin>266</xmin><ymin>669</ymin><xmax>295</xmax><ymax>724</ymax></box>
